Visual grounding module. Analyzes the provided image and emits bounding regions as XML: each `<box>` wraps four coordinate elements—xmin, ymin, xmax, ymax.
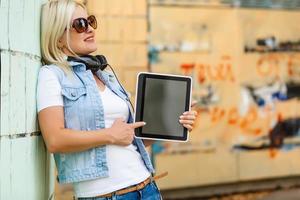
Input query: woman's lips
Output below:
<box><xmin>84</xmin><ymin>36</ymin><xmax>94</xmax><ymax>42</ymax></box>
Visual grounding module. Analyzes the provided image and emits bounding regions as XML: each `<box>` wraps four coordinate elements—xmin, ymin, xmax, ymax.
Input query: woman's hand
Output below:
<box><xmin>179</xmin><ymin>101</ymin><xmax>198</xmax><ymax>131</ymax></box>
<box><xmin>108</xmin><ymin>118</ymin><xmax>146</xmax><ymax>146</ymax></box>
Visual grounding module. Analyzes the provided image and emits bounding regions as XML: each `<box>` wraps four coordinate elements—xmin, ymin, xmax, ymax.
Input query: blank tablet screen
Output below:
<box><xmin>143</xmin><ymin>78</ymin><xmax>186</xmax><ymax>136</ymax></box>
<box><xmin>135</xmin><ymin>73</ymin><xmax>191</xmax><ymax>141</ymax></box>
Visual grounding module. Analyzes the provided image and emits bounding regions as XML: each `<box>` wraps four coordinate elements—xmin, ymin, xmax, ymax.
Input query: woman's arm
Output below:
<box><xmin>38</xmin><ymin>106</ymin><xmax>145</xmax><ymax>153</ymax></box>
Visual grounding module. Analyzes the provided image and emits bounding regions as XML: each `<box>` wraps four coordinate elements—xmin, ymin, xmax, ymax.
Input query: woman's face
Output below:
<box><xmin>60</xmin><ymin>6</ymin><xmax>97</xmax><ymax>56</ymax></box>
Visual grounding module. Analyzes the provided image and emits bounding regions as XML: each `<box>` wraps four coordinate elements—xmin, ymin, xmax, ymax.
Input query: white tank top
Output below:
<box><xmin>73</xmin><ymin>86</ymin><xmax>150</xmax><ymax>198</ymax></box>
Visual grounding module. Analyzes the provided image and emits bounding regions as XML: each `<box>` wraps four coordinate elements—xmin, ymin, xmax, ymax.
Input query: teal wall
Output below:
<box><xmin>0</xmin><ymin>0</ymin><xmax>54</xmax><ymax>199</ymax></box>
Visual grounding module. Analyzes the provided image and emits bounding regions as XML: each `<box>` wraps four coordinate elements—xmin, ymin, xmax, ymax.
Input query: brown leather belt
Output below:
<box><xmin>91</xmin><ymin>172</ymin><xmax>168</xmax><ymax>199</ymax></box>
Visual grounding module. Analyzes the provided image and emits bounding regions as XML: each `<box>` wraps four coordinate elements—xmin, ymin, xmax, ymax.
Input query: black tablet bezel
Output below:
<box><xmin>134</xmin><ymin>72</ymin><xmax>192</xmax><ymax>141</ymax></box>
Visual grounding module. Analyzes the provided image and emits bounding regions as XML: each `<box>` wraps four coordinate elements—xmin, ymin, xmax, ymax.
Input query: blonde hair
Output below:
<box><xmin>41</xmin><ymin>0</ymin><xmax>85</xmax><ymax>72</ymax></box>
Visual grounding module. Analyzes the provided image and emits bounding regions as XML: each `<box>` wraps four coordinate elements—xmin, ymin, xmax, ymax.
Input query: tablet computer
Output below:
<box><xmin>134</xmin><ymin>72</ymin><xmax>192</xmax><ymax>142</ymax></box>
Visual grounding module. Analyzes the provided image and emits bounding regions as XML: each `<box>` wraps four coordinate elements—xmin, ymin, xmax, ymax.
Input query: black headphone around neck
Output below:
<box><xmin>67</xmin><ymin>55</ymin><xmax>108</xmax><ymax>73</ymax></box>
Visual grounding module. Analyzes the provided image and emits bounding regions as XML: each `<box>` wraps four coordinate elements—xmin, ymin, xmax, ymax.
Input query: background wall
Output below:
<box><xmin>87</xmin><ymin>0</ymin><xmax>148</xmax><ymax>98</ymax></box>
<box><xmin>149</xmin><ymin>1</ymin><xmax>300</xmax><ymax>192</ymax></box>
<box><xmin>0</xmin><ymin>0</ymin><xmax>55</xmax><ymax>199</ymax></box>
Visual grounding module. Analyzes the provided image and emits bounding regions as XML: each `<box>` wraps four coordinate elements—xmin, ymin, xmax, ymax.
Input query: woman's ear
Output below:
<box><xmin>58</xmin><ymin>39</ymin><xmax>63</xmax><ymax>48</ymax></box>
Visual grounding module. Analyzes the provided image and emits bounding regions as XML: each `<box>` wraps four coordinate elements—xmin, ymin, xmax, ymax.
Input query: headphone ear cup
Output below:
<box><xmin>96</xmin><ymin>55</ymin><xmax>108</xmax><ymax>70</ymax></box>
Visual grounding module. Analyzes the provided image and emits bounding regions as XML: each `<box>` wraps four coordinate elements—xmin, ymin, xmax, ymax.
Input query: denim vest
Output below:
<box><xmin>43</xmin><ymin>61</ymin><xmax>154</xmax><ymax>184</ymax></box>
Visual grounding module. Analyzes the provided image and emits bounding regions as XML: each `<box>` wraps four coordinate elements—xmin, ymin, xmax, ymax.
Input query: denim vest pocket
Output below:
<box><xmin>62</xmin><ymin>87</ymin><xmax>87</xmax><ymax>130</ymax></box>
<box><xmin>62</xmin><ymin>87</ymin><xmax>87</xmax><ymax>107</ymax></box>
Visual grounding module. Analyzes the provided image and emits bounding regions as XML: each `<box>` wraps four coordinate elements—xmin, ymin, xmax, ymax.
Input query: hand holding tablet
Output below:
<box><xmin>134</xmin><ymin>72</ymin><xmax>192</xmax><ymax>142</ymax></box>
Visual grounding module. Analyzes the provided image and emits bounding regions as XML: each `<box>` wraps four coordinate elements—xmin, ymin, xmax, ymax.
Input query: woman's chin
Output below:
<box><xmin>81</xmin><ymin>48</ymin><xmax>98</xmax><ymax>55</ymax></box>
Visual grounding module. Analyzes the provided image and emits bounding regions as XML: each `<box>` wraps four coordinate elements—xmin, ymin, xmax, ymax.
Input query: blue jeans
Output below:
<box><xmin>77</xmin><ymin>181</ymin><xmax>162</xmax><ymax>200</ymax></box>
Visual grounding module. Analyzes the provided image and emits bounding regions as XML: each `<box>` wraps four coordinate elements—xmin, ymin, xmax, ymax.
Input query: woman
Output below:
<box><xmin>38</xmin><ymin>0</ymin><xmax>197</xmax><ymax>199</ymax></box>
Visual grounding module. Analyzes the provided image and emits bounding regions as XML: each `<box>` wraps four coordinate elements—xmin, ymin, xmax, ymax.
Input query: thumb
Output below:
<box><xmin>191</xmin><ymin>100</ymin><xmax>198</xmax><ymax>107</ymax></box>
<box><xmin>130</xmin><ymin>121</ymin><xmax>146</xmax><ymax>129</ymax></box>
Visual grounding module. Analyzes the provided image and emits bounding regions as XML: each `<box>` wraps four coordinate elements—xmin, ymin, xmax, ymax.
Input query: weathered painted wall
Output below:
<box><xmin>87</xmin><ymin>0</ymin><xmax>148</xmax><ymax>97</ymax></box>
<box><xmin>149</xmin><ymin>3</ymin><xmax>300</xmax><ymax>190</ymax></box>
<box><xmin>0</xmin><ymin>0</ymin><xmax>54</xmax><ymax>199</ymax></box>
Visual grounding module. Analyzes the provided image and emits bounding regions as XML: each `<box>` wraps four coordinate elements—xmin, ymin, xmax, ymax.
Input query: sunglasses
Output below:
<box><xmin>71</xmin><ymin>15</ymin><xmax>97</xmax><ymax>33</ymax></box>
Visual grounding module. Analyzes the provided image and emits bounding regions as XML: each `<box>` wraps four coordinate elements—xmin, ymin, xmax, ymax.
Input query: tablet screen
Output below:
<box><xmin>135</xmin><ymin>73</ymin><xmax>192</xmax><ymax>141</ymax></box>
<box><xmin>142</xmin><ymin>78</ymin><xmax>186</xmax><ymax>136</ymax></box>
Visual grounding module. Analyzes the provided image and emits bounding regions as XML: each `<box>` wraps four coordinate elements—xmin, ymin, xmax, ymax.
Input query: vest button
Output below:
<box><xmin>71</xmin><ymin>92</ymin><xmax>76</xmax><ymax>97</ymax></box>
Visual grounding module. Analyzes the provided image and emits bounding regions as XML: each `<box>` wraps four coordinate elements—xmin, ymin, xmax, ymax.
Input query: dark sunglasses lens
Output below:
<box><xmin>73</xmin><ymin>18</ymin><xmax>88</xmax><ymax>33</ymax></box>
<box><xmin>88</xmin><ymin>15</ymin><xmax>97</xmax><ymax>29</ymax></box>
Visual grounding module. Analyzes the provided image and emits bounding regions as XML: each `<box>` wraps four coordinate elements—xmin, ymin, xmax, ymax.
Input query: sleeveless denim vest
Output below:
<box><xmin>42</xmin><ymin>61</ymin><xmax>154</xmax><ymax>184</ymax></box>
